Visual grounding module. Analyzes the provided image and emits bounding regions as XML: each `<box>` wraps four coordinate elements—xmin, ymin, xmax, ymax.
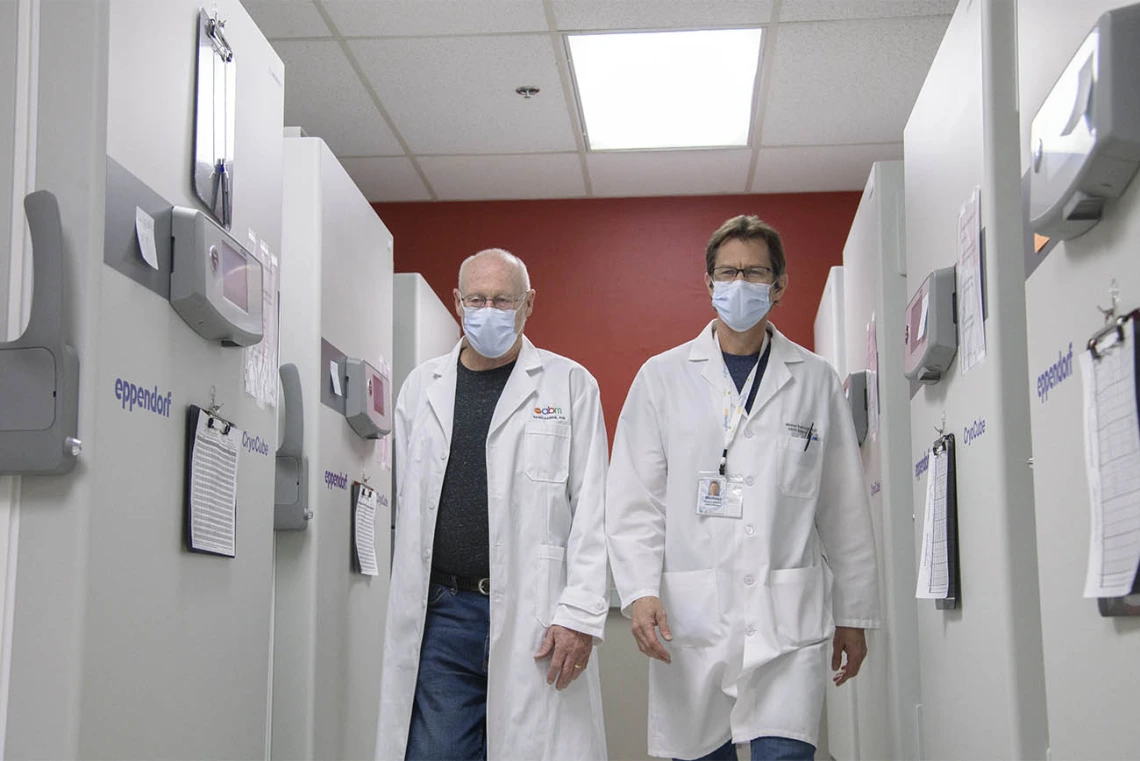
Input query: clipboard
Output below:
<box><xmin>1085</xmin><ymin>309</ymin><xmax>1140</xmax><ymax>617</ymax></box>
<box><xmin>351</xmin><ymin>480</ymin><xmax>379</xmax><ymax>576</ymax></box>
<box><xmin>933</xmin><ymin>433</ymin><xmax>961</xmax><ymax>610</ymax></box>
<box><xmin>183</xmin><ymin>404</ymin><xmax>241</xmax><ymax>558</ymax></box>
<box><xmin>916</xmin><ymin>431</ymin><xmax>960</xmax><ymax>608</ymax></box>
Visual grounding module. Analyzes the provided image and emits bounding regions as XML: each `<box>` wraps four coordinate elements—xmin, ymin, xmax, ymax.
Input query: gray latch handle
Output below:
<box><xmin>275</xmin><ymin>363</ymin><xmax>311</xmax><ymax>530</ymax></box>
<box><xmin>277</xmin><ymin>363</ymin><xmax>303</xmax><ymax>459</ymax></box>
<box><xmin>23</xmin><ymin>191</ymin><xmax>65</xmax><ymax>343</ymax></box>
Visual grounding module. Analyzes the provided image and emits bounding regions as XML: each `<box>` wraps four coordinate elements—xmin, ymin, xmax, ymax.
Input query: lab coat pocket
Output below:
<box><xmin>535</xmin><ymin>544</ymin><xmax>567</xmax><ymax>627</ymax></box>
<box><xmin>524</xmin><ymin>421</ymin><xmax>571</xmax><ymax>483</ymax></box>
<box><xmin>768</xmin><ymin>565</ymin><xmax>830</xmax><ymax>651</ymax></box>
<box><xmin>659</xmin><ymin>569</ymin><xmax>720</xmax><ymax>648</ymax></box>
<box><xmin>777</xmin><ymin>434</ymin><xmax>823</xmax><ymax>499</ymax></box>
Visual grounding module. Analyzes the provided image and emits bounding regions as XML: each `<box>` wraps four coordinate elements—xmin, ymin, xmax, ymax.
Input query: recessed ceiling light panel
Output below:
<box><xmin>567</xmin><ymin>28</ymin><xmax>764</xmax><ymax>151</ymax></box>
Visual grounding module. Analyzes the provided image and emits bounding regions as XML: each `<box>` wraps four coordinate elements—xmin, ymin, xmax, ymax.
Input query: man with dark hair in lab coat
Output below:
<box><xmin>607</xmin><ymin>216</ymin><xmax>880</xmax><ymax>761</ymax></box>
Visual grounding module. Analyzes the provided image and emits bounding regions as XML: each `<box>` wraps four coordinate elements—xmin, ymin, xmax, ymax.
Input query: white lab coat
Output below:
<box><xmin>606</xmin><ymin>321</ymin><xmax>880</xmax><ymax>759</ymax></box>
<box><xmin>376</xmin><ymin>337</ymin><xmax>609</xmax><ymax>761</ymax></box>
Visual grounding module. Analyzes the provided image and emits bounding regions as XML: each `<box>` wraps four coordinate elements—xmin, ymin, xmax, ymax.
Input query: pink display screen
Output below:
<box><xmin>907</xmin><ymin>289</ymin><xmax>925</xmax><ymax>351</ymax></box>
<box><xmin>220</xmin><ymin>241</ymin><xmax>248</xmax><ymax>313</ymax></box>
<box><xmin>372</xmin><ymin>374</ymin><xmax>385</xmax><ymax>415</ymax></box>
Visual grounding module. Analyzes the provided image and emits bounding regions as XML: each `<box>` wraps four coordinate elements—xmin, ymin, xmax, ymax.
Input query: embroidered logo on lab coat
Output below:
<box><xmin>533</xmin><ymin>405</ymin><xmax>567</xmax><ymax>421</ymax></box>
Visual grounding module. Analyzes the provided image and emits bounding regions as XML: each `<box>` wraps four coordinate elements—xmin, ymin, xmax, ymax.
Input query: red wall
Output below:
<box><xmin>374</xmin><ymin>193</ymin><xmax>860</xmax><ymax>439</ymax></box>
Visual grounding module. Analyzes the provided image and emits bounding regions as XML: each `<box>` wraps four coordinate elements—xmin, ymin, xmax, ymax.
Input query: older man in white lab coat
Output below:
<box><xmin>376</xmin><ymin>249</ymin><xmax>609</xmax><ymax>761</ymax></box>
<box><xmin>607</xmin><ymin>216</ymin><xmax>880</xmax><ymax>761</ymax></box>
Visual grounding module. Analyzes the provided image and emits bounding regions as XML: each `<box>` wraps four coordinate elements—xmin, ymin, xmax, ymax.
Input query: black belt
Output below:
<box><xmin>430</xmin><ymin>570</ymin><xmax>491</xmax><ymax>596</ymax></box>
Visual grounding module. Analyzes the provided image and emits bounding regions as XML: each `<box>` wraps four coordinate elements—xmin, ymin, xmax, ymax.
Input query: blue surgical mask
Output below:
<box><xmin>712</xmin><ymin>280</ymin><xmax>772</xmax><ymax>333</ymax></box>
<box><xmin>463</xmin><ymin>306</ymin><xmax>520</xmax><ymax>359</ymax></box>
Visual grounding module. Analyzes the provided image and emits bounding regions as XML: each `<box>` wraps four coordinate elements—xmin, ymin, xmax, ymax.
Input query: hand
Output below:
<box><xmin>831</xmin><ymin>626</ymin><xmax>868</xmax><ymax>686</ymax></box>
<box><xmin>534</xmin><ymin>625</ymin><xmax>593</xmax><ymax>690</ymax></box>
<box><xmin>630</xmin><ymin>596</ymin><xmax>672</xmax><ymax>664</ymax></box>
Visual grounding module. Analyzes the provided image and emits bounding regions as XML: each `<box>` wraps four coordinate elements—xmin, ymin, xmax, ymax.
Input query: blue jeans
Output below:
<box><xmin>405</xmin><ymin>582</ymin><xmax>490</xmax><ymax>761</ymax></box>
<box><xmin>678</xmin><ymin>736</ymin><xmax>816</xmax><ymax>761</ymax></box>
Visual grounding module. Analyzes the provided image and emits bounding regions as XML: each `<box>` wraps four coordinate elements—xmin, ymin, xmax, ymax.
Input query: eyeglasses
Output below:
<box><xmin>460</xmin><ymin>293</ymin><xmax>526</xmax><ymax>310</ymax></box>
<box><xmin>710</xmin><ymin>265</ymin><xmax>775</xmax><ymax>284</ymax></box>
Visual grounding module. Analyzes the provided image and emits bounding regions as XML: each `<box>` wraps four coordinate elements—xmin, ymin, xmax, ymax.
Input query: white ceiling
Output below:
<box><xmin>241</xmin><ymin>0</ymin><xmax>954</xmax><ymax>202</ymax></box>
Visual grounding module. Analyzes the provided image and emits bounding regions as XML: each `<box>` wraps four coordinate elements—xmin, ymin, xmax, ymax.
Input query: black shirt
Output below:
<box><xmin>431</xmin><ymin>355</ymin><xmax>516</xmax><ymax>578</ymax></box>
<box><xmin>722</xmin><ymin>343</ymin><xmax>772</xmax><ymax>413</ymax></box>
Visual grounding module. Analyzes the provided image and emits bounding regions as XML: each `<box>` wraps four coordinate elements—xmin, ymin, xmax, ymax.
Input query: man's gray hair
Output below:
<box><xmin>457</xmin><ymin>248</ymin><xmax>532</xmax><ymax>293</ymax></box>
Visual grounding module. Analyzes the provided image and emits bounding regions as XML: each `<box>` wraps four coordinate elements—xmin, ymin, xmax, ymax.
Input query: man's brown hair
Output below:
<box><xmin>705</xmin><ymin>215</ymin><xmax>786</xmax><ymax>279</ymax></box>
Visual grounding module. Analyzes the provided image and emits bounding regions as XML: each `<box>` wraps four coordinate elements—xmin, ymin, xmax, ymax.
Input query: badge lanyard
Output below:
<box><xmin>699</xmin><ymin>356</ymin><xmax>762</xmax><ymax>520</ymax></box>
<box><xmin>700</xmin><ymin>338</ymin><xmax>769</xmax><ymax>519</ymax></box>
<box><xmin>719</xmin><ymin>360</ymin><xmax>760</xmax><ymax>476</ymax></box>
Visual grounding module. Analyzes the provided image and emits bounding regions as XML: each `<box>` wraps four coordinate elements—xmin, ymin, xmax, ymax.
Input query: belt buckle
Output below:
<box><xmin>477</xmin><ymin>578</ymin><xmax>491</xmax><ymax>596</ymax></box>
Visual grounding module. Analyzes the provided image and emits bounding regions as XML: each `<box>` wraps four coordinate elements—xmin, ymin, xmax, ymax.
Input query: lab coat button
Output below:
<box><xmin>744</xmin><ymin>524</ymin><xmax>755</xmax><ymax>536</ymax></box>
<box><xmin>423</xmin><ymin>550</ymin><xmax>431</xmax><ymax>561</ymax></box>
<box><xmin>746</xmin><ymin>625</ymin><xmax>756</xmax><ymax>636</ymax></box>
<box><xmin>745</xmin><ymin>476</ymin><xmax>755</xmax><ymax>486</ymax></box>
<box><xmin>745</xmin><ymin>430</ymin><xmax>755</xmax><ymax>439</ymax></box>
<box><xmin>439</xmin><ymin>452</ymin><xmax>447</xmax><ymax>461</ymax></box>
<box><xmin>744</xmin><ymin>575</ymin><xmax>755</xmax><ymax>586</ymax></box>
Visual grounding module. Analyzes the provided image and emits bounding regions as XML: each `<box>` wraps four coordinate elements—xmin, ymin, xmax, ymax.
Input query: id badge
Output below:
<box><xmin>696</xmin><ymin>472</ymin><xmax>744</xmax><ymax>518</ymax></box>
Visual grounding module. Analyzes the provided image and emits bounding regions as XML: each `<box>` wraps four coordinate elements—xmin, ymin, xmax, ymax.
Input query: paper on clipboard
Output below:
<box><xmin>188</xmin><ymin>409</ymin><xmax>241</xmax><ymax>557</ymax></box>
<box><xmin>1080</xmin><ymin>317</ymin><xmax>1140</xmax><ymax>598</ymax></box>
<box><xmin>916</xmin><ymin>447</ymin><xmax>950</xmax><ymax>599</ymax></box>
<box><xmin>354</xmin><ymin>485</ymin><xmax>379</xmax><ymax>576</ymax></box>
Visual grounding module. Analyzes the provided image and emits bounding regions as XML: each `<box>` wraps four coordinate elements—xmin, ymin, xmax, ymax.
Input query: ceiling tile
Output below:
<box><xmin>760</xmin><ymin>16</ymin><xmax>949</xmax><ymax>146</ymax></box>
<box><xmin>779</xmin><ymin>0</ymin><xmax>956</xmax><ymax>22</ymax></box>
<box><xmin>240</xmin><ymin>0</ymin><xmax>331</xmax><ymax>38</ymax></box>
<box><xmin>322</xmin><ymin>0</ymin><xmax>549</xmax><ymax>37</ymax></box>
<box><xmin>340</xmin><ymin>157</ymin><xmax>432</xmax><ymax>202</ymax></box>
<box><xmin>419</xmin><ymin>154</ymin><xmax>586</xmax><ymax>200</ymax></box>
<box><xmin>350</xmin><ymin>36</ymin><xmax>578</xmax><ymax>154</ymax></box>
<box><xmin>588</xmin><ymin>150</ymin><xmax>752</xmax><ymax>197</ymax></box>
<box><xmin>750</xmin><ymin>143</ymin><xmax>903</xmax><ymax>193</ymax></box>
<box><xmin>552</xmin><ymin>0</ymin><xmax>774</xmax><ymax>31</ymax></box>
<box><xmin>273</xmin><ymin>40</ymin><xmax>404</xmax><ymax>156</ymax></box>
